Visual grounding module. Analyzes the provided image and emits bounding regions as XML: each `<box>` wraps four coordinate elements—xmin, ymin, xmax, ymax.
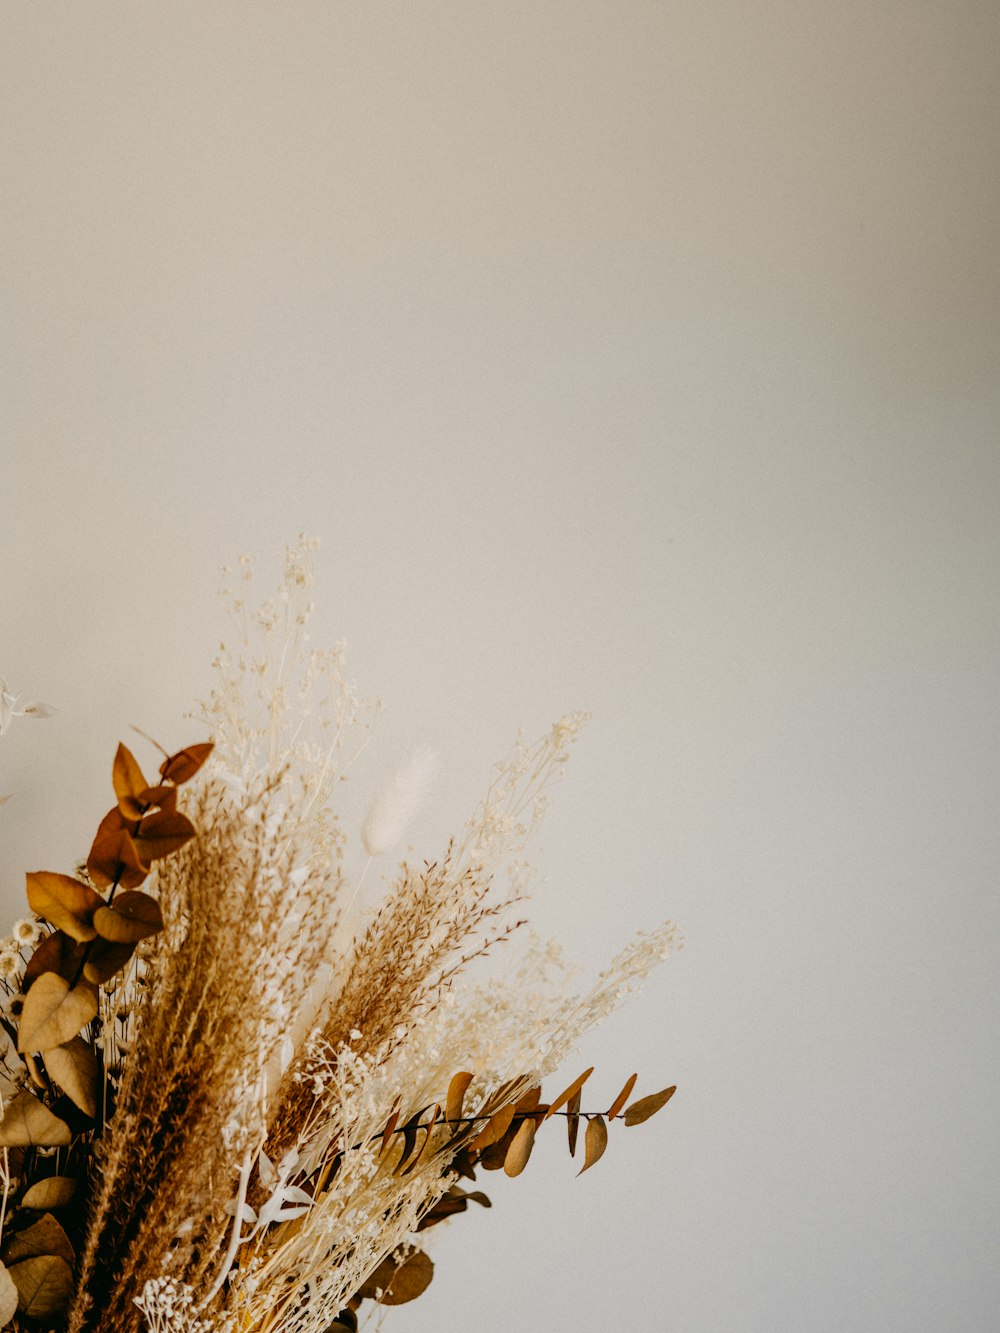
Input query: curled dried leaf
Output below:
<box><xmin>623</xmin><ymin>1085</ymin><xmax>676</xmax><ymax>1127</ymax></box>
<box><xmin>446</xmin><ymin>1070</ymin><xmax>474</xmax><ymax>1126</ymax></box>
<box><xmin>578</xmin><ymin>1114</ymin><xmax>608</xmax><ymax>1176</ymax></box>
<box><xmin>567</xmin><ymin>1087</ymin><xmax>583</xmax><ymax>1158</ymax></box>
<box><xmin>159</xmin><ymin>741</ymin><xmax>213</xmax><ymax>784</ymax></box>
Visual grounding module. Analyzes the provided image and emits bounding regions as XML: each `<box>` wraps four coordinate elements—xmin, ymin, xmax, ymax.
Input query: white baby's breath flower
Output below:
<box><xmin>361</xmin><ymin>747</ymin><xmax>439</xmax><ymax>857</ymax></box>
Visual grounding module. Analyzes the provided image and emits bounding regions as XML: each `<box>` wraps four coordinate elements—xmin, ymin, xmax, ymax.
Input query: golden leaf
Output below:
<box><xmin>606</xmin><ymin>1072</ymin><xmax>638</xmax><ymax>1121</ymax></box>
<box><xmin>86</xmin><ymin>808</ymin><xmax>149</xmax><ymax>889</ymax></box>
<box><xmin>23</xmin><ymin>932</ymin><xmax>86</xmax><ymax>992</ymax></box>
<box><xmin>0</xmin><ymin>1094</ymin><xmax>71</xmax><ymax>1148</ymax></box>
<box><xmin>159</xmin><ymin>742</ymin><xmax>213</xmax><ymax>784</ymax></box>
<box><xmin>545</xmin><ymin>1066</ymin><xmax>594</xmax><ymax>1120</ymax></box>
<box><xmin>379</xmin><ymin>1103</ymin><xmax>401</xmax><ymax>1156</ymax></box>
<box><xmin>20</xmin><ymin>1178</ymin><xmax>76</xmax><ymax>1211</ymax></box>
<box><xmin>445</xmin><ymin>1070</ymin><xmax>473</xmax><ymax>1126</ymax></box>
<box><xmin>0</xmin><ymin>1262</ymin><xmax>17</xmax><ymax>1326</ymax></box>
<box><xmin>567</xmin><ymin>1087</ymin><xmax>582</xmax><ymax>1158</ymax></box>
<box><xmin>578</xmin><ymin>1114</ymin><xmax>608</xmax><ymax>1175</ymax></box>
<box><xmin>8</xmin><ymin>1254</ymin><xmax>73</xmax><ymax>1319</ymax></box>
<box><xmin>44</xmin><ymin>1037</ymin><xmax>100</xmax><ymax>1118</ymax></box>
<box><xmin>25</xmin><ymin>873</ymin><xmax>102</xmax><ymax>944</ymax></box>
<box><xmin>17</xmin><ymin>974</ymin><xmax>98</xmax><ymax>1053</ymax></box>
<box><xmin>3</xmin><ymin>1213</ymin><xmax>75</xmax><ymax>1265</ymax></box>
<box><xmin>360</xmin><ymin>1249</ymin><xmax>434</xmax><ymax>1306</ymax></box>
<box><xmin>112</xmin><ymin>743</ymin><xmax>150</xmax><ymax>820</ymax></box>
<box><xmin>514</xmin><ymin>1085</ymin><xmax>541</xmax><ymax>1114</ymax></box>
<box><xmin>83</xmin><ymin>938</ymin><xmax>136</xmax><ymax>985</ymax></box>
<box><xmin>469</xmin><ymin>1102</ymin><xmax>515</xmax><ymax>1153</ymax></box>
<box><xmin>132</xmin><ymin>809</ymin><xmax>196</xmax><ymax>863</ymax></box>
<box><xmin>503</xmin><ymin>1116</ymin><xmax>538</xmax><ymax>1178</ymax></box>
<box><xmin>623</xmin><ymin>1085</ymin><xmax>676</xmax><ymax>1127</ymax></box>
<box><xmin>93</xmin><ymin>890</ymin><xmax>163</xmax><ymax>944</ymax></box>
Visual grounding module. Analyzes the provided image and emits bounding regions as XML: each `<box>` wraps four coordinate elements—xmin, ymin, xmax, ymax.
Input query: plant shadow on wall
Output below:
<box><xmin>0</xmin><ymin>539</ymin><xmax>680</xmax><ymax>1332</ymax></box>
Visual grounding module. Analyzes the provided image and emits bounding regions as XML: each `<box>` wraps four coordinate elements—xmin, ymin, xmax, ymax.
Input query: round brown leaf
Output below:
<box><xmin>20</xmin><ymin>1177</ymin><xmax>77</xmax><ymax>1211</ymax></box>
<box><xmin>360</xmin><ymin>1249</ymin><xmax>434</xmax><ymax>1306</ymax></box>
<box><xmin>17</xmin><ymin>974</ymin><xmax>98</xmax><ymax>1053</ymax></box>
<box><xmin>23</xmin><ymin>932</ymin><xmax>86</xmax><ymax>992</ymax></box>
<box><xmin>4</xmin><ymin>1213</ymin><xmax>75</xmax><ymax>1266</ymax></box>
<box><xmin>112</xmin><ymin>743</ymin><xmax>150</xmax><ymax>820</ymax></box>
<box><xmin>9</xmin><ymin>1254</ymin><xmax>73</xmax><ymax>1319</ymax></box>
<box><xmin>577</xmin><ymin>1114</ymin><xmax>608</xmax><ymax>1176</ymax></box>
<box><xmin>83</xmin><ymin>938</ymin><xmax>136</xmax><ymax>985</ymax></box>
<box><xmin>93</xmin><ymin>890</ymin><xmax>163</xmax><ymax>944</ymax></box>
<box><xmin>0</xmin><ymin>1262</ymin><xmax>17</xmax><ymax>1326</ymax></box>
<box><xmin>25</xmin><ymin>873</ymin><xmax>102</xmax><ymax>944</ymax></box>
<box><xmin>0</xmin><ymin>1093</ymin><xmax>72</xmax><ymax>1148</ymax></box>
<box><xmin>132</xmin><ymin>809</ymin><xmax>196</xmax><ymax>864</ymax></box>
<box><xmin>445</xmin><ymin>1070</ymin><xmax>473</xmax><ymax>1126</ymax></box>
<box><xmin>44</xmin><ymin>1037</ymin><xmax>100</xmax><ymax>1118</ymax></box>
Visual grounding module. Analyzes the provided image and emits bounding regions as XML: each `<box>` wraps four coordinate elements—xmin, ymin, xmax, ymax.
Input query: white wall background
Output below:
<box><xmin>2</xmin><ymin>3</ymin><xmax>998</xmax><ymax>1330</ymax></box>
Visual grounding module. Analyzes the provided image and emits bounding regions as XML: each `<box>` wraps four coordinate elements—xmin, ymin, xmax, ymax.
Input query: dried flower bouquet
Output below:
<box><xmin>0</xmin><ymin>541</ymin><xmax>680</xmax><ymax>1332</ymax></box>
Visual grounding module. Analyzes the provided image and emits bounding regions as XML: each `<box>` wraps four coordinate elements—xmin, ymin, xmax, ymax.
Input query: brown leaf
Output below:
<box><xmin>25</xmin><ymin>873</ymin><xmax>102</xmax><ymax>944</ymax></box>
<box><xmin>23</xmin><ymin>932</ymin><xmax>86</xmax><ymax>992</ymax></box>
<box><xmin>445</xmin><ymin>1070</ymin><xmax>473</xmax><ymax>1126</ymax></box>
<box><xmin>514</xmin><ymin>1085</ymin><xmax>541</xmax><ymax>1114</ymax></box>
<box><xmin>17</xmin><ymin>974</ymin><xmax>98</xmax><ymax>1053</ymax></box>
<box><xmin>20</xmin><ymin>1178</ymin><xmax>76</xmax><ymax>1211</ymax></box>
<box><xmin>545</xmin><ymin>1066</ymin><xmax>594</xmax><ymax>1120</ymax></box>
<box><xmin>86</xmin><ymin>808</ymin><xmax>149</xmax><ymax>889</ymax></box>
<box><xmin>3</xmin><ymin>1213</ymin><xmax>75</xmax><ymax>1265</ymax></box>
<box><xmin>132</xmin><ymin>808</ymin><xmax>196</xmax><ymax>864</ymax></box>
<box><xmin>360</xmin><ymin>1248</ymin><xmax>434</xmax><ymax>1306</ymax></box>
<box><xmin>578</xmin><ymin>1114</ymin><xmax>608</xmax><ymax>1176</ymax></box>
<box><xmin>44</xmin><ymin>1037</ymin><xmax>100</xmax><ymax>1118</ymax></box>
<box><xmin>0</xmin><ymin>1262</ymin><xmax>17</xmax><ymax>1326</ymax></box>
<box><xmin>8</xmin><ymin>1254</ymin><xmax>73</xmax><ymax>1319</ymax></box>
<box><xmin>112</xmin><ymin>744</ymin><xmax>150</xmax><ymax>820</ymax></box>
<box><xmin>137</xmin><ymin>784</ymin><xmax>177</xmax><ymax>813</ymax></box>
<box><xmin>469</xmin><ymin>1102</ymin><xmax>516</xmax><ymax>1153</ymax></box>
<box><xmin>93</xmin><ymin>890</ymin><xmax>163</xmax><ymax>944</ymax></box>
<box><xmin>503</xmin><ymin>1116</ymin><xmax>538</xmax><ymax>1178</ymax></box>
<box><xmin>379</xmin><ymin>1102</ymin><xmax>401</xmax><ymax>1156</ymax></box>
<box><xmin>623</xmin><ymin>1085</ymin><xmax>676</xmax><ymax>1127</ymax></box>
<box><xmin>83</xmin><ymin>938</ymin><xmax>136</xmax><ymax>985</ymax></box>
<box><xmin>567</xmin><ymin>1087</ymin><xmax>582</xmax><ymax>1158</ymax></box>
<box><xmin>159</xmin><ymin>742</ymin><xmax>213</xmax><ymax>784</ymax></box>
<box><xmin>606</xmin><ymin>1072</ymin><xmax>638</xmax><ymax>1121</ymax></box>
<box><xmin>0</xmin><ymin>1093</ymin><xmax>71</xmax><ymax>1148</ymax></box>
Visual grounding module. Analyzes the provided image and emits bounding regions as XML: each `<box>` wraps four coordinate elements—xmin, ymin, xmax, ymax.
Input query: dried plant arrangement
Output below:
<box><xmin>0</xmin><ymin>540</ymin><xmax>681</xmax><ymax>1332</ymax></box>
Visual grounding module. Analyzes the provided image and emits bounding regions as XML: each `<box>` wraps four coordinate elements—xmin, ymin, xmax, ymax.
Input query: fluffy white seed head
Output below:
<box><xmin>362</xmin><ymin>747</ymin><xmax>439</xmax><ymax>857</ymax></box>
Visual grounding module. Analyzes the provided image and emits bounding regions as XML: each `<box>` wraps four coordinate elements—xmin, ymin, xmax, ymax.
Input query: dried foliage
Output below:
<box><xmin>0</xmin><ymin>541</ymin><xmax>683</xmax><ymax>1333</ymax></box>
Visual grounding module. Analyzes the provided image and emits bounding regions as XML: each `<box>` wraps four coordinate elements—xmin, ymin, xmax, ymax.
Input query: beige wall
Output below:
<box><xmin>2</xmin><ymin>3</ymin><xmax>998</xmax><ymax>1329</ymax></box>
